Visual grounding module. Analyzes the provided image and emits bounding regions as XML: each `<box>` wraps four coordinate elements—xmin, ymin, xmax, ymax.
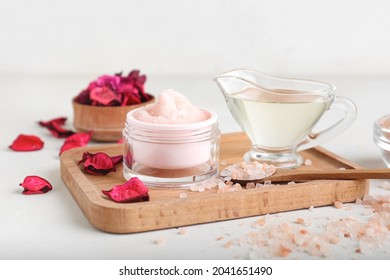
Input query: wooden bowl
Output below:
<box><xmin>72</xmin><ymin>94</ymin><xmax>155</xmax><ymax>142</ymax></box>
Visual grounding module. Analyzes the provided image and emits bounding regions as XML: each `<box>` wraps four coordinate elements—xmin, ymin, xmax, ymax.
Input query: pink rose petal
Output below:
<box><xmin>102</xmin><ymin>177</ymin><xmax>149</xmax><ymax>203</ymax></box>
<box><xmin>39</xmin><ymin>117</ymin><xmax>75</xmax><ymax>138</ymax></box>
<box><xmin>78</xmin><ymin>152</ymin><xmax>122</xmax><ymax>175</ymax></box>
<box><xmin>19</xmin><ymin>176</ymin><xmax>53</xmax><ymax>194</ymax></box>
<box><xmin>59</xmin><ymin>131</ymin><xmax>92</xmax><ymax>155</ymax></box>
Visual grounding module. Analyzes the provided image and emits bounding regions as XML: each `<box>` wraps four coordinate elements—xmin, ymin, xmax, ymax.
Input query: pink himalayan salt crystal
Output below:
<box><xmin>304</xmin><ymin>159</ymin><xmax>313</xmax><ymax>166</ymax></box>
<box><xmin>216</xmin><ymin>236</ymin><xmax>224</xmax><ymax>241</ymax></box>
<box><xmin>223</xmin><ymin>240</ymin><xmax>234</xmax><ymax>249</ymax></box>
<box><xmin>220</xmin><ymin>160</ymin><xmax>228</xmax><ymax>166</ymax></box>
<box><xmin>188</xmin><ymin>161</ymin><xmax>278</xmax><ymax>193</ymax></box>
<box><xmin>220</xmin><ymin>161</ymin><xmax>276</xmax><ymax>181</ymax></box>
<box><xmin>299</xmin><ymin>229</ymin><xmax>308</xmax><ymax>235</ymax></box>
<box><xmin>255</xmin><ymin>217</ymin><xmax>266</xmax><ymax>226</ymax></box>
<box><xmin>190</xmin><ymin>177</ymin><xmax>220</xmax><ymax>192</ymax></box>
<box><xmin>295</xmin><ymin>218</ymin><xmax>305</xmax><ymax>225</ymax></box>
<box><xmin>179</xmin><ymin>192</ymin><xmax>188</xmax><ymax>199</ymax></box>
<box><xmin>334</xmin><ymin>201</ymin><xmax>344</xmax><ymax>209</ymax></box>
<box><xmin>344</xmin><ymin>205</ymin><xmax>353</xmax><ymax>211</ymax></box>
<box><xmin>328</xmin><ymin>236</ymin><xmax>341</xmax><ymax>244</ymax></box>
<box><xmin>239</xmin><ymin>194</ymin><xmax>390</xmax><ymax>259</ymax></box>
<box><xmin>278</xmin><ymin>245</ymin><xmax>292</xmax><ymax>257</ymax></box>
<box><xmin>177</xmin><ymin>228</ymin><xmax>188</xmax><ymax>235</ymax></box>
<box><xmin>154</xmin><ymin>237</ymin><xmax>166</xmax><ymax>245</ymax></box>
<box><xmin>133</xmin><ymin>89</ymin><xmax>209</xmax><ymax>124</ymax></box>
<box><xmin>380</xmin><ymin>181</ymin><xmax>390</xmax><ymax>190</ymax></box>
<box><xmin>217</xmin><ymin>182</ymin><xmax>243</xmax><ymax>193</ymax></box>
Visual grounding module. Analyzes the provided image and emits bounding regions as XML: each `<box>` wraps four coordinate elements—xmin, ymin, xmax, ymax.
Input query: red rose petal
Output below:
<box><xmin>124</xmin><ymin>150</ymin><xmax>133</xmax><ymax>166</ymax></box>
<box><xmin>102</xmin><ymin>177</ymin><xmax>149</xmax><ymax>203</ymax></box>
<box><xmin>82</xmin><ymin>152</ymin><xmax>115</xmax><ymax>175</ymax></box>
<box><xmin>39</xmin><ymin>117</ymin><xmax>75</xmax><ymax>138</ymax></box>
<box><xmin>90</xmin><ymin>86</ymin><xmax>121</xmax><ymax>106</ymax></box>
<box><xmin>78</xmin><ymin>152</ymin><xmax>123</xmax><ymax>175</ymax></box>
<box><xmin>19</xmin><ymin>175</ymin><xmax>53</xmax><ymax>195</ymax></box>
<box><xmin>9</xmin><ymin>134</ymin><xmax>44</xmax><ymax>151</ymax></box>
<box><xmin>110</xmin><ymin>155</ymin><xmax>123</xmax><ymax>165</ymax></box>
<box><xmin>59</xmin><ymin>131</ymin><xmax>92</xmax><ymax>155</ymax></box>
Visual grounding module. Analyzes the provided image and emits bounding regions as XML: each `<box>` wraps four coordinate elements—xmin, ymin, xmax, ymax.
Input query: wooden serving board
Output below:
<box><xmin>60</xmin><ymin>132</ymin><xmax>369</xmax><ymax>233</ymax></box>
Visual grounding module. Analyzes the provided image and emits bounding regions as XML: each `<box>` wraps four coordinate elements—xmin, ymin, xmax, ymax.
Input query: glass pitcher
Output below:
<box><xmin>214</xmin><ymin>69</ymin><xmax>357</xmax><ymax>169</ymax></box>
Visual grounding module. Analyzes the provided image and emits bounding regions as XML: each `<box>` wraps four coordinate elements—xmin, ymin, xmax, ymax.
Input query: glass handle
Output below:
<box><xmin>297</xmin><ymin>96</ymin><xmax>357</xmax><ymax>151</ymax></box>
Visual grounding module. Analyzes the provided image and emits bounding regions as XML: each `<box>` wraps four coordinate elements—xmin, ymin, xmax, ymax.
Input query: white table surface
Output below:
<box><xmin>1</xmin><ymin>73</ymin><xmax>390</xmax><ymax>260</ymax></box>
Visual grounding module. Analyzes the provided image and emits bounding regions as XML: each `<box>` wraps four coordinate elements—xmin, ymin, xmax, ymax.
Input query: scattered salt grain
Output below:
<box><xmin>380</xmin><ymin>181</ymin><xmax>390</xmax><ymax>190</ymax></box>
<box><xmin>255</xmin><ymin>217</ymin><xmax>266</xmax><ymax>226</ymax></box>
<box><xmin>334</xmin><ymin>201</ymin><xmax>344</xmax><ymax>209</ymax></box>
<box><xmin>295</xmin><ymin>218</ymin><xmax>305</xmax><ymax>225</ymax></box>
<box><xmin>278</xmin><ymin>245</ymin><xmax>292</xmax><ymax>257</ymax></box>
<box><xmin>309</xmin><ymin>205</ymin><xmax>315</xmax><ymax>211</ymax></box>
<box><xmin>328</xmin><ymin>236</ymin><xmax>341</xmax><ymax>244</ymax></box>
<box><xmin>154</xmin><ymin>237</ymin><xmax>165</xmax><ymax>245</ymax></box>
<box><xmin>190</xmin><ymin>185</ymin><xmax>199</xmax><ymax>192</ymax></box>
<box><xmin>179</xmin><ymin>192</ymin><xmax>188</xmax><ymax>199</ymax></box>
<box><xmin>299</xmin><ymin>229</ymin><xmax>308</xmax><ymax>235</ymax></box>
<box><xmin>338</xmin><ymin>167</ymin><xmax>346</xmax><ymax>170</ymax></box>
<box><xmin>223</xmin><ymin>240</ymin><xmax>234</xmax><ymax>249</ymax></box>
<box><xmin>304</xmin><ymin>159</ymin><xmax>313</xmax><ymax>166</ymax></box>
<box><xmin>345</xmin><ymin>205</ymin><xmax>352</xmax><ymax>211</ymax></box>
<box><xmin>287</xmin><ymin>181</ymin><xmax>296</xmax><ymax>185</ymax></box>
<box><xmin>263</xmin><ymin>180</ymin><xmax>272</xmax><ymax>186</ymax></box>
<box><xmin>216</xmin><ymin>236</ymin><xmax>224</xmax><ymax>241</ymax></box>
<box><xmin>177</xmin><ymin>228</ymin><xmax>188</xmax><ymax>235</ymax></box>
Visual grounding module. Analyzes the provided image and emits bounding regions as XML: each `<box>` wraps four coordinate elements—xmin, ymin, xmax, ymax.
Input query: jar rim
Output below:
<box><xmin>375</xmin><ymin>114</ymin><xmax>390</xmax><ymax>134</ymax></box>
<box><xmin>126</xmin><ymin>107</ymin><xmax>218</xmax><ymax>131</ymax></box>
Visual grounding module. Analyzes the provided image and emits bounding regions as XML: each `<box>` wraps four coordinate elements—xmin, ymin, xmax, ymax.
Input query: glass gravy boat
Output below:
<box><xmin>214</xmin><ymin>69</ymin><xmax>357</xmax><ymax>169</ymax></box>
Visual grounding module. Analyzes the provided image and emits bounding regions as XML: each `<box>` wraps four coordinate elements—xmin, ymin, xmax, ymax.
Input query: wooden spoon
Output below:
<box><xmin>230</xmin><ymin>168</ymin><xmax>390</xmax><ymax>186</ymax></box>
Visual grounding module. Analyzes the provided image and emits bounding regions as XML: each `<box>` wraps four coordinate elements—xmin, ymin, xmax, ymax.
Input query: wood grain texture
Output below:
<box><xmin>60</xmin><ymin>132</ymin><xmax>369</xmax><ymax>233</ymax></box>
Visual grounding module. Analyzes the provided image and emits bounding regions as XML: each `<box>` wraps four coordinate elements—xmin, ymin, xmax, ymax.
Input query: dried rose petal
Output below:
<box><xmin>19</xmin><ymin>175</ymin><xmax>53</xmax><ymax>194</ymax></box>
<box><xmin>78</xmin><ymin>152</ymin><xmax>122</xmax><ymax>175</ymax></box>
<box><xmin>59</xmin><ymin>131</ymin><xmax>92</xmax><ymax>155</ymax></box>
<box><xmin>75</xmin><ymin>70</ymin><xmax>151</xmax><ymax>106</ymax></box>
<box><xmin>102</xmin><ymin>177</ymin><xmax>149</xmax><ymax>203</ymax></box>
<box><xmin>39</xmin><ymin>117</ymin><xmax>75</xmax><ymax>138</ymax></box>
<box><xmin>124</xmin><ymin>150</ymin><xmax>133</xmax><ymax>166</ymax></box>
<box><xmin>110</xmin><ymin>155</ymin><xmax>123</xmax><ymax>165</ymax></box>
<box><xmin>9</xmin><ymin>134</ymin><xmax>44</xmax><ymax>151</ymax></box>
<box><xmin>90</xmin><ymin>86</ymin><xmax>121</xmax><ymax>106</ymax></box>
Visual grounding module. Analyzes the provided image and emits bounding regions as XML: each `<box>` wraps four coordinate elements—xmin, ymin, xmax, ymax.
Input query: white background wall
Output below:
<box><xmin>1</xmin><ymin>0</ymin><xmax>390</xmax><ymax>78</ymax></box>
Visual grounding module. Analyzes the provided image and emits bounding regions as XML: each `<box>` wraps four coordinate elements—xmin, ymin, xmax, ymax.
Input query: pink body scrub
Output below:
<box><xmin>133</xmin><ymin>89</ymin><xmax>210</xmax><ymax>124</ymax></box>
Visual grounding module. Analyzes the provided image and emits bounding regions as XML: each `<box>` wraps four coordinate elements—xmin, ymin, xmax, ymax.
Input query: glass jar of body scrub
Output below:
<box><xmin>123</xmin><ymin>107</ymin><xmax>220</xmax><ymax>187</ymax></box>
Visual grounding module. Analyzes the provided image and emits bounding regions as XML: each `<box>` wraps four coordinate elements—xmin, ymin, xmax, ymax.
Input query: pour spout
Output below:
<box><xmin>214</xmin><ymin>74</ymin><xmax>256</xmax><ymax>96</ymax></box>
